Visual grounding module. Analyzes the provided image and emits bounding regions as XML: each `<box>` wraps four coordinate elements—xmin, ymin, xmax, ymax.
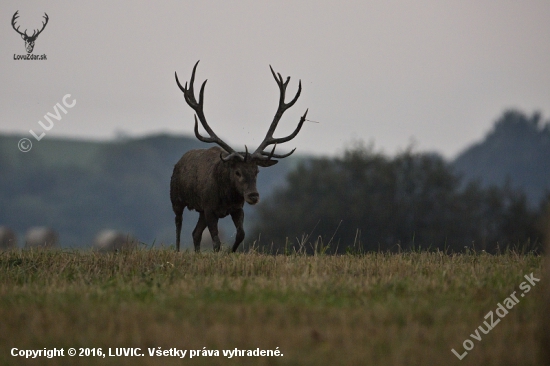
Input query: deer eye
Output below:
<box><xmin>235</xmin><ymin>170</ymin><xmax>242</xmax><ymax>178</ymax></box>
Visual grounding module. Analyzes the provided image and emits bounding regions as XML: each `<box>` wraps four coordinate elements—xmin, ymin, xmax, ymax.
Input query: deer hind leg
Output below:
<box><xmin>205</xmin><ymin>213</ymin><xmax>222</xmax><ymax>252</ymax></box>
<box><xmin>230</xmin><ymin>209</ymin><xmax>245</xmax><ymax>253</ymax></box>
<box><xmin>192</xmin><ymin>212</ymin><xmax>207</xmax><ymax>253</ymax></box>
<box><xmin>173</xmin><ymin>204</ymin><xmax>184</xmax><ymax>252</ymax></box>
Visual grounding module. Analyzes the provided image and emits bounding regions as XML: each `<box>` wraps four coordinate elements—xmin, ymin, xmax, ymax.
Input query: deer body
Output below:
<box><xmin>171</xmin><ymin>147</ymin><xmax>254</xmax><ymax>215</ymax></box>
<box><xmin>171</xmin><ymin>61</ymin><xmax>307</xmax><ymax>252</ymax></box>
<box><xmin>171</xmin><ymin>147</ymin><xmax>271</xmax><ymax>252</ymax></box>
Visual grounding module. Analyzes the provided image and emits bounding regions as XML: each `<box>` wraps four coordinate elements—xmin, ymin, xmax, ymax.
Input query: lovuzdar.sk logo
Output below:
<box><xmin>12</xmin><ymin>10</ymin><xmax>48</xmax><ymax>60</ymax></box>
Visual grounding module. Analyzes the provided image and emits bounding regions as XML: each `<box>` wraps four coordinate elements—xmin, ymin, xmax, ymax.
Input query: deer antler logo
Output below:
<box><xmin>11</xmin><ymin>11</ymin><xmax>49</xmax><ymax>54</ymax></box>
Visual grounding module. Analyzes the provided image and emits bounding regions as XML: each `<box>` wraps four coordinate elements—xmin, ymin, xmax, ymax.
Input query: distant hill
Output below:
<box><xmin>0</xmin><ymin>134</ymin><xmax>298</xmax><ymax>248</ymax></box>
<box><xmin>453</xmin><ymin>110</ymin><xmax>550</xmax><ymax>206</ymax></box>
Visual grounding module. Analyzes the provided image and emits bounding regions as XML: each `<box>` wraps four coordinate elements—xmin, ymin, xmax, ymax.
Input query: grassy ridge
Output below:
<box><xmin>0</xmin><ymin>249</ymin><xmax>544</xmax><ymax>365</ymax></box>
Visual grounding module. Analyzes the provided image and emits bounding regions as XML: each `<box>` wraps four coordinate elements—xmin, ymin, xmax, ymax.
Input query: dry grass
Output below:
<box><xmin>0</xmin><ymin>248</ymin><xmax>545</xmax><ymax>365</ymax></box>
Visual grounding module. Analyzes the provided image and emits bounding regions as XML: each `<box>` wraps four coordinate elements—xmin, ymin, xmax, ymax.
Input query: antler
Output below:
<box><xmin>31</xmin><ymin>13</ymin><xmax>49</xmax><ymax>40</ymax></box>
<box><xmin>175</xmin><ymin>61</ymin><xmax>244</xmax><ymax>161</ymax></box>
<box><xmin>251</xmin><ymin>66</ymin><xmax>308</xmax><ymax>160</ymax></box>
<box><xmin>11</xmin><ymin>11</ymin><xmax>49</xmax><ymax>40</ymax></box>
<box><xmin>11</xmin><ymin>11</ymin><xmax>26</xmax><ymax>37</ymax></box>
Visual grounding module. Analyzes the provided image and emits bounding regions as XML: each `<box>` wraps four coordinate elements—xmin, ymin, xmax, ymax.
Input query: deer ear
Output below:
<box><xmin>256</xmin><ymin>159</ymin><xmax>278</xmax><ymax>167</ymax></box>
<box><xmin>21</xmin><ymin>34</ymin><xmax>26</xmax><ymax>40</ymax></box>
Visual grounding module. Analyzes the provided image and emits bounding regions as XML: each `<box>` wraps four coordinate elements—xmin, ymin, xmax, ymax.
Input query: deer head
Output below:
<box><xmin>12</xmin><ymin>11</ymin><xmax>49</xmax><ymax>54</ymax></box>
<box><xmin>174</xmin><ymin>61</ymin><xmax>308</xmax><ymax>165</ymax></box>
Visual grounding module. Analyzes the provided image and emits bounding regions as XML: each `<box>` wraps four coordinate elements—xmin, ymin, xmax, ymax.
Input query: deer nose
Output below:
<box><xmin>246</xmin><ymin>192</ymin><xmax>260</xmax><ymax>205</ymax></box>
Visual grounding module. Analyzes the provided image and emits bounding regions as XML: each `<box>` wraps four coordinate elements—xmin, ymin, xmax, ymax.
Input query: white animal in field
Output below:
<box><xmin>93</xmin><ymin>230</ymin><xmax>137</xmax><ymax>252</ymax></box>
<box><xmin>25</xmin><ymin>227</ymin><xmax>58</xmax><ymax>248</ymax></box>
<box><xmin>0</xmin><ymin>226</ymin><xmax>17</xmax><ymax>249</ymax></box>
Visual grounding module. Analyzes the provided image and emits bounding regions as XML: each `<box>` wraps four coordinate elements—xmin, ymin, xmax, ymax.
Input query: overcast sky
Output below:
<box><xmin>2</xmin><ymin>1</ymin><xmax>549</xmax><ymax>159</ymax></box>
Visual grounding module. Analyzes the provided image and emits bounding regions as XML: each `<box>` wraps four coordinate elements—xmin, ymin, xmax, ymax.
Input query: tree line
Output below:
<box><xmin>252</xmin><ymin>142</ymin><xmax>548</xmax><ymax>254</ymax></box>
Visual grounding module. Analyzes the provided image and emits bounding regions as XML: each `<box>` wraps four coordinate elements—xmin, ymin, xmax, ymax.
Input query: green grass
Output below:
<box><xmin>0</xmin><ymin>249</ymin><xmax>546</xmax><ymax>365</ymax></box>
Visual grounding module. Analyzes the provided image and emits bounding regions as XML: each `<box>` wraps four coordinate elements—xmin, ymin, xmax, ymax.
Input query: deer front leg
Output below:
<box><xmin>230</xmin><ymin>209</ymin><xmax>245</xmax><ymax>253</ymax></box>
<box><xmin>192</xmin><ymin>212</ymin><xmax>207</xmax><ymax>253</ymax></box>
<box><xmin>205</xmin><ymin>212</ymin><xmax>222</xmax><ymax>252</ymax></box>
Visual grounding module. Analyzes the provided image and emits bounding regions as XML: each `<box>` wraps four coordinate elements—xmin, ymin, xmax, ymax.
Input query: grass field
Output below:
<box><xmin>0</xmin><ymin>248</ymin><xmax>546</xmax><ymax>365</ymax></box>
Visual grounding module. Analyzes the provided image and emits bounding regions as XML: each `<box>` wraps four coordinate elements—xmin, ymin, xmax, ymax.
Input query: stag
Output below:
<box><xmin>12</xmin><ymin>11</ymin><xmax>49</xmax><ymax>53</ymax></box>
<box><xmin>171</xmin><ymin>61</ymin><xmax>308</xmax><ymax>252</ymax></box>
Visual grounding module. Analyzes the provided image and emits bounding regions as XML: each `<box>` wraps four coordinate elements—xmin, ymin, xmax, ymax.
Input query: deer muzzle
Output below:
<box><xmin>245</xmin><ymin>192</ymin><xmax>260</xmax><ymax>205</ymax></box>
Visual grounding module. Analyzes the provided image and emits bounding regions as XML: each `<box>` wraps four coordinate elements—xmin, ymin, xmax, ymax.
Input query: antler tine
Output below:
<box><xmin>188</xmin><ymin>61</ymin><xmax>198</xmax><ymax>103</ymax></box>
<box><xmin>176</xmin><ymin>61</ymin><xmax>243</xmax><ymax>161</ymax></box>
<box><xmin>260</xmin><ymin>143</ymin><xmax>296</xmax><ymax>159</ymax></box>
<box><xmin>222</xmin><ymin>145</ymin><xmax>250</xmax><ymax>162</ymax></box>
<box><xmin>174</xmin><ymin>71</ymin><xmax>185</xmax><ymax>92</ymax></box>
<box><xmin>263</xmin><ymin>148</ymin><xmax>296</xmax><ymax>159</ymax></box>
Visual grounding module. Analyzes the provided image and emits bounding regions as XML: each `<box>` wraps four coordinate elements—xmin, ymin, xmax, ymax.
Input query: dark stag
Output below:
<box><xmin>170</xmin><ymin>61</ymin><xmax>308</xmax><ymax>252</ymax></box>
